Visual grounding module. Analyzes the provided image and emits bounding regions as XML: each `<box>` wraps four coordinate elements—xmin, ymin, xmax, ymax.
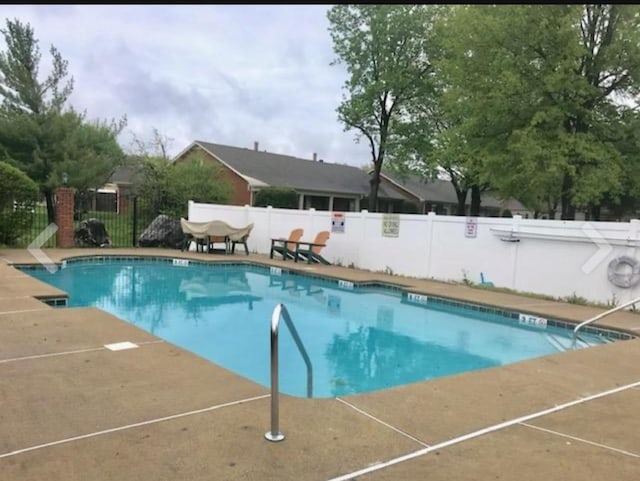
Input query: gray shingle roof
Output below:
<box><xmin>480</xmin><ymin>192</ymin><xmax>527</xmax><ymax>211</ymax></box>
<box><xmin>382</xmin><ymin>171</ymin><xmax>527</xmax><ymax>210</ymax></box>
<box><xmin>108</xmin><ymin>165</ymin><xmax>144</xmax><ymax>185</ymax></box>
<box><xmin>377</xmin><ymin>179</ymin><xmax>416</xmax><ymax>201</ymax></box>
<box><xmin>195</xmin><ymin>141</ymin><xmax>405</xmax><ymax>199</ymax></box>
<box><xmin>382</xmin><ymin>172</ymin><xmax>460</xmax><ymax>204</ymax></box>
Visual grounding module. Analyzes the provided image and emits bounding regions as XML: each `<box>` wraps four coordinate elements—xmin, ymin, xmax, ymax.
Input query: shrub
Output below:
<box><xmin>138</xmin><ymin>157</ymin><xmax>232</xmax><ymax>218</ymax></box>
<box><xmin>168</xmin><ymin>160</ymin><xmax>231</xmax><ymax>213</ymax></box>
<box><xmin>0</xmin><ymin>161</ymin><xmax>39</xmax><ymax>245</ymax></box>
<box><xmin>254</xmin><ymin>187</ymin><xmax>299</xmax><ymax>209</ymax></box>
<box><xmin>501</xmin><ymin>208</ymin><xmax>513</xmax><ymax>217</ymax></box>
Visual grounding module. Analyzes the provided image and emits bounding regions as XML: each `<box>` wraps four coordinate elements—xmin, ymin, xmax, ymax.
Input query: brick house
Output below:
<box><xmin>172</xmin><ymin>140</ymin><xmax>529</xmax><ymax>216</ymax></box>
<box><xmin>172</xmin><ymin>140</ymin><xmax>410</xmax><ymax>212</ymax></box>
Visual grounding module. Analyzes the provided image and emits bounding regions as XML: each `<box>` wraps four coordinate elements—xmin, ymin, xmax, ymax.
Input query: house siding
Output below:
<box><xmin>176</xmin><ymin>146</ymin><xmax>251</xmax><ymax>206</ymax></box>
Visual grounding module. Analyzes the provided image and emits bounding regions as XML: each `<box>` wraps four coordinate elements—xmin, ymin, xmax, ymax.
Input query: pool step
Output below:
<box><xmin>545</xmin><ymin>333</ymin><xmax>566</xmax><ymax>352</ymax></box>
<box><xmin>545</xmin><ymin>333</ymin><xmax>591</xmax><ymax>352</ymax></box>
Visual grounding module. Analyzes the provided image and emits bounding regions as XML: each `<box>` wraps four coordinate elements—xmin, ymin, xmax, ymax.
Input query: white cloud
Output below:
<box><xmin>0</xmin><ymin>5</ymin><xmax>371</xmax><ymax>166</ymax></box>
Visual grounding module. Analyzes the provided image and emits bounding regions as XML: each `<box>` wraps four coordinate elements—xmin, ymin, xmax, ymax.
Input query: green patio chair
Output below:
<box><xmin>270</xmin><ymin>228</ymin><xmax>304</xmax><ymax>261</ymax></box>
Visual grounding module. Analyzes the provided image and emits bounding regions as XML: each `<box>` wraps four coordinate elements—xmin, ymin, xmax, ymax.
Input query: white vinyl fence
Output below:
<box><xmin>188</xmin><ymin>201</ymin><xmax>640</xmax><ymax>305</ymax></box>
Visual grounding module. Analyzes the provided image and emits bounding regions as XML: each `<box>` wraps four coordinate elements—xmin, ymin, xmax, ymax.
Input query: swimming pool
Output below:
<box><xmin>23</xmin><ymin>257</ymin><xmax>621</xmax><ymax>398</ymax></box>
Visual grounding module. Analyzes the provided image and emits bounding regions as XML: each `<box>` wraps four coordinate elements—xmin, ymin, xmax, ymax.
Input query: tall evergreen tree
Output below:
<box><xmin>0</xmin><ymin>18</ymin><xmax>125</xmax><ymax>223</ymax></box>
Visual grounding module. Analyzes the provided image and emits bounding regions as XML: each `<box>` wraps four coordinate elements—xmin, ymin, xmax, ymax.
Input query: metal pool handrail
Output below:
<box><xmin>571</xmin><ymin>296</ymin><xmax>640</xmax><ymax>348</ymax></box>
<box><xmin>265</xmin><ymin>303</ymin><xmax>313</xmax><ymax>442</ymax></box>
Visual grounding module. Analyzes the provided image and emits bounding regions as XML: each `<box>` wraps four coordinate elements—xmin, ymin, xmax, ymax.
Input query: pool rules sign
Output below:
<box><xmin>465</xmin><ymin>217</ymin><xmax>478</xmax><ymax>238</ymax></box>
<box><xmin>382</xmin><ymin>214</ymin><xmax>400</xmax><ymax>237</ymax></box>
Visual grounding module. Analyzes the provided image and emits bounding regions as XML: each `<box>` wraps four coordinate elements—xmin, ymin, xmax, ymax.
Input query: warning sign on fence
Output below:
<box><xmin>465</xmin><ymin>217</ymin><xmax>478</xmax><ymax>238</ymax></box>
<box><xmin>332</xmin><ymin>212</ymin><xmax>345</xmax><ymax>233</ymax></box>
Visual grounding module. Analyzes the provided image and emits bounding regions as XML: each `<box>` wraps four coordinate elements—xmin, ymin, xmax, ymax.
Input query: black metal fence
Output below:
<box><xmin>16</xmin><ymin>190</ymin><xmax>183</xmax><ymax>249</ymax></box>
<box><xmin>74</xmin><ymin>190</ymin><xmax>135</xmax><ymax>247</ymax></box>
<box><xmin>15</xmin><ymin>199</ymin><xmax>56</xmax><ymax>248</ymax></box>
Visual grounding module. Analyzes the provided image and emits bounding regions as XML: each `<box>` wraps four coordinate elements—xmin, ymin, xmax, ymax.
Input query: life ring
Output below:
<box><xmin>607</xmin><ymin>256</ymin><xmax>640</xmax><ymax>288</ymax></box>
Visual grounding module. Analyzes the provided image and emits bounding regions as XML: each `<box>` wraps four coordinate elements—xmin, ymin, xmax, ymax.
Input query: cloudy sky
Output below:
<box><xmin>1</xmin><ymin>5</ymin><xmax>371</xmax><ymax>166</ymax></box>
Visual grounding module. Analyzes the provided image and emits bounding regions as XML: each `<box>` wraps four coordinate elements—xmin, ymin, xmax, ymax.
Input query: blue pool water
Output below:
<box><xmin>25</xmin><ymin>259</ymin><xmax>607</xmax><ymax>398</ymax></box>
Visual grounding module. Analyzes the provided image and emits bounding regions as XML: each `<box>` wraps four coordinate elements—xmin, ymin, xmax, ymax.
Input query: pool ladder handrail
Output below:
<box><xmin>571</xmin><ymin>296</ymin><xmax>640</xmax><ymax>348</ymax></box>
<box><xmin>265</xmin><ymin>303</ymin><xmax>313</xmax><ymax>442</ymax></box>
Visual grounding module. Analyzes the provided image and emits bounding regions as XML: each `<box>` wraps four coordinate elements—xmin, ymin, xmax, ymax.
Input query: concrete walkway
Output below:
<box><xmin>0</xmin><ymin>248</ymin><xmax>638</xmax><ymax>480</ymax></box>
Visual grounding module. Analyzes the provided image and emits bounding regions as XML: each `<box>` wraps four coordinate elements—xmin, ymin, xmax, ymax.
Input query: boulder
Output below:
<box><xmin>74</xmin><ymin>218</ymin><xmax>111</xmax><ymax>247</ymax></box>
<box><xmin>138</xmin><ymin>214</ymin><xmax>184</xmax><ymax>249</ymax></box>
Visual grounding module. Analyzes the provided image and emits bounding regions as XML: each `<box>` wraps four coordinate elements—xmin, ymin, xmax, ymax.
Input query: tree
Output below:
<box><xmin>0</xmin><ymin>160</ymin><xmax>39</xmax><ymax>245</ymax></box>
<box><xmin>381</xmin><ymin>4</ymin><xmax>492</xmax><ymax>217</ymax></box>
<box><xmin>0</xmin><ymin>18</ymin><xmax>126</xmax><ymax>223</ymax></box>
<box><xmin>63</xmin><ymin>116</ymin><xmax>127</xmax><ymax>192</ymax></box>
<box><xmin>129</xmin><ymin>127</ymin><xmax>174</xmax><ymax>162</ymax></box>
<box><xmin>0</xmin><ymin>18</ymin><xmax>72</xmax><ymax>223</ymax></box>
<box><xmin>0</xmin><ymin>108</ymin><xmax>126</xmax><ymax>221</ymax></box>
<box><xmin>437</xmin><ymin>5</ymin><xmax>640</xmax><ymax>219</ymax></box>
<box><xmin>328</xmin><ymin>5</ymin><xmax>441</xmax><ymax>212</ymax></box>
<box><xmin>138</xmin><ymin>156</ymin><xmax>231</xmax><ymax>218</ymax></box>
<box><xmin>0</xmin><ymin>18</ymin><xmax>72</xmax><ymax>115</ymax></box>
<box><xmin>394</xmin><ymin>105</ymin><xmax>479</xmax><ymax>216</ymax></box>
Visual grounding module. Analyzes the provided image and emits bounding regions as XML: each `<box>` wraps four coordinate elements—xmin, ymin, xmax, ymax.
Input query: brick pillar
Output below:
<box><xmin>55</xmin><ymin>187</ymin><xmax>76</xmax><ymax>248</ymax></box>
<box><xmin>117</xmin><ymin>185</ymin><xmax>130</xmax><ymax>214</ymax></box>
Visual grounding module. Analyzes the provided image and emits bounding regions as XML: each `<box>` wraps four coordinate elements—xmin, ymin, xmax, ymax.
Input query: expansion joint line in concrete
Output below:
<box><xmin>519</xmin><ymin>422</ymin><xmax>639</xmax><ymax>458</ymax></box>
<box><xmin>326</xmin><ymin>379</ymin><xmax>640</xmax><ymax>481</ymax></box>
<box><xmin>0</xmin><ymin>308</ymin><xmax>51</xmax><ymax>316</ymax></box>
<box><xmin>0</xmin><ymin>394</ymin><xmax>270</xmax><ymax>459</ymax></box>
<box><xmin>0</xmin><ymin>340</ymin><xmax>164</xmax><ymax>364</ymax></box>
<box><xmin>336</xmin><ymin>397</ymin><xmax>429</xmax><ymax>448</ymax></box>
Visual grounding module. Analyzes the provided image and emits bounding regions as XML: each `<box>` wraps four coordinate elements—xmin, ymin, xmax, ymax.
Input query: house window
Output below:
<box><xmin>376</xmin><ymin>199</ymin><xmax>404</xmax><ymax>213</ymax></box>
<box><xmin>333</xmin><ymin>197</ymin><xmax>355</xmax><ymax>212</ymax></box>
<box><xmin>432</xmin><ymin>203</ymin><xmax>448</xmax><ymax>215</ymax></box>
<box><xmin>305</xmin><ymin>195</ymin><xmax>330</xmax><ymax>211</ymax></box>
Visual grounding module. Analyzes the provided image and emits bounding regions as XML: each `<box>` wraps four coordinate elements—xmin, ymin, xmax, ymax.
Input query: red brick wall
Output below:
<box><xmin>176</xmin><ymin>146</ymin><xmax>251</xmax><ymax>206</ymax></box>
<box><xmin>117</xmin><ymin>185</ymin><xmax>131</xmax><ymax>213</ymax></box>
<box><xmin>55</xmin><ymin>187</ymin><xmax>75</xmax><ymax>248</ymax></box>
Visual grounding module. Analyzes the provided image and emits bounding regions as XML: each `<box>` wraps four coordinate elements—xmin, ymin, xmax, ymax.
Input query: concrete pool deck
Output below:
<box><xmin>0</xmin><ymin>247</ymin><xmax>639</xmax><ymax>480</ymax></box>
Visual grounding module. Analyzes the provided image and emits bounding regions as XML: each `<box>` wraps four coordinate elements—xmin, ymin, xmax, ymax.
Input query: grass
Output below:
<box><xmin>472</xmin><ymin>283</ymin><xmax>625</xmax><ymax>311</ymax></box>
<box><xmin>76</xmin><ymin>210</ymin><xmax>135</xmax><ymax>247</ymax></box>
<box><xmin>354</xmin><ymin>264</ymin><xmax>631</xmax><ymax>313</ymax></box>
<box><xmin>15</xmin><ymin>205</ymin><xmax>56</xmax><ymax>248</ymax></box>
